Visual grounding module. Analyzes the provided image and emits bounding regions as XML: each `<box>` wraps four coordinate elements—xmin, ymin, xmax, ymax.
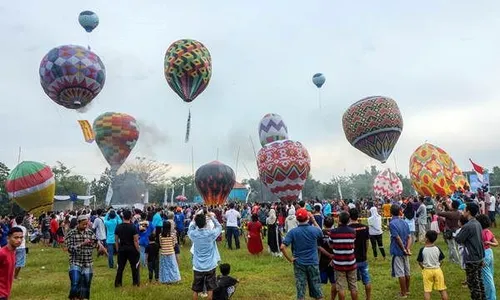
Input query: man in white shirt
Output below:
<box><xmin>224</xmin><ymin>203</ymin><xmax>241</xmax><ymax>250</ymax></box>
<box><xmin>92</xmin><ymin>209</ymin><xmax>107</xmax><ymax>246</ymax></box>
<box><xmin>488</xmin><ymin>193</ymin><xmax>497</xmax><ymax>228</ymax></box>
<box><xmin>14</xmin><ymin>215</ymin><xmax>27</xmax><ymax>279</ymax></box>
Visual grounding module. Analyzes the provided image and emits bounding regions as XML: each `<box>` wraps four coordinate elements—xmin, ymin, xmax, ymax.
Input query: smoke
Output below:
<box><xmin>135</xmin><ymin>120</ymin><xmax>170</xmax><ymax>157</ymax></box>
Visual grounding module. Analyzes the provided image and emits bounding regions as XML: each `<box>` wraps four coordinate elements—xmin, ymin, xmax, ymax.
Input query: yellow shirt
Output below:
<box><xmin>160</xmin><ymin>235</ymin><xmax>176</xmax><ymax>255</ymax></box>
<box><xmin>383</xmin><ymin>204</ymin><xmax>392</xmax><ymax>218</ymax></box>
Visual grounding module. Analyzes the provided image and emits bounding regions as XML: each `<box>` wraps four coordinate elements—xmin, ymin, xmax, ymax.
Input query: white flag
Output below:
<box><xmin>144</xmin><ymin>189</ymin><xmax>149</xmax><ymax>204</ymax></box>
<box><xmin>163</xmin><ymin>187</ymin><xmax>168</xmax><ymax>205</ymax></box>
<box><xmin>182</xmin><ymin>185</ymin><xmax>185</xmax><ymax>196</ymax></box>
<box><xmin>105</xmin><ymin>184</ymin><xmax>113</xmax><ymax>206</ymax></box>
<box><xmin>170</xmin><ymin>187</ymin><xmax>174</xmax><ymax>206</ymax></box>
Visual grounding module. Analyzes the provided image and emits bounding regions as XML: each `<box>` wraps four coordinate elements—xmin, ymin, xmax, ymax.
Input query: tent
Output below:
<box><xmin>228</xmin><ymin>182</ymin><xmax>250</xmax><ymax>202</ymax></box>
<box><xmin>53</xmin><ymin>195</ymin><xmax>95</xmax><ymax>211</ymax></box>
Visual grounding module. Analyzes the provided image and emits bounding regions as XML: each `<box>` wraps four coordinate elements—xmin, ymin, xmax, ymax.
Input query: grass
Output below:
<box><xmin>10</xmin><ymin>226</ymin><xmax>500</xmax><ymax>300</ymax></box>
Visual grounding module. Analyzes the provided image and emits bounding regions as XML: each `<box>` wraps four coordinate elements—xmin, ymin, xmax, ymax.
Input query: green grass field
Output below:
<box><xmin>10</xmin><ymin>227</ymin><xmax>500</xmax><ymax>300</ymax></box>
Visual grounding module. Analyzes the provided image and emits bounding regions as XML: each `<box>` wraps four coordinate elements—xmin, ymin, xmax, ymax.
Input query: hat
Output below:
<box><xmin>176</xmin><ymin>207</ymin><xmax>182</xmax><ymax>212</ymax></box>
<box><xmin>77</xmin><ymin>215</ymin><xmax>88</xmax><ymax>222</ymax></box>
<box><xmin>296</xmin><ymin>208</ymin><xmax>309</xmax><ymax>222</ymax></box>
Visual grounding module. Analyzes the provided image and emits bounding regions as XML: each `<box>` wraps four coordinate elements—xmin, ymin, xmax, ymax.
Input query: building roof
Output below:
<box><xmin>233</xmin><ymin>182</ymin><xmax>247</xmax><ymax>189</ymax></box>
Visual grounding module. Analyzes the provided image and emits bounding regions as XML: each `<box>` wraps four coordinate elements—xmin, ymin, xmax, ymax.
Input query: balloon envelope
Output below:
<box><xmin>39</xmin><ymin>45</ymin><xmax>106</xmax><ymax>109</ymax></box>
<box><xmin>164</xmin><ymin>39</ymin><xmax>212</xmax><ymax>102</ymax></box>
<box><xmin>195</xmin><ymin>161</ymin><xmax>236</xmax><ymax>205</ymax></box>
<box><xmin>373</xmin><ymin>168</ymin><xmax>403</xmax><ymax>198</ymax></box>
<box><xmin>409</xmin><ymin>143</ymin><xmax>468</xmax><ymax>196</ymax></box>
<box><xmin>257</xmin><ymin>140</ymin><xmax>310</xmax><ymax>203</ymax></box>
<box><xmin>78</xmin><ymin>11</ymin><xmax>99</xmax><ymax>33</ymax></box>
<box><xmin>93</xmin><ymin>112</ymin><xmax>139</xmax><ymax>172</ymax></box>
<box><xmin>342</xmin><ymin>96</ymin><xmax>403</xmax><ymax>163</ymax></box>
<box><xmin>258</xmin><ymin>113</ymin><xmax>289</xmax><ymax>146</ymax></box>
<box><xmin>5</xmin><ymin>161</ymin><xmax>55</xmax><ymax>215</ymax></box>
<box><xmin>312</xmin><ymin>73</ymin><xmax>325</xmax><ymax>88</ymax></box>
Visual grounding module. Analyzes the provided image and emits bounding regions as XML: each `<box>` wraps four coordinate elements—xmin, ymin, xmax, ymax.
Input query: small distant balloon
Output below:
<box><xmin>78</xmin><ymin>11</ymin><xmax>99</xmax><ymax>33</ymax></box>
<box><xmin>312</xmin><ymin>73</ymin><xmax>325</xmax><ymax>88</ymax></box>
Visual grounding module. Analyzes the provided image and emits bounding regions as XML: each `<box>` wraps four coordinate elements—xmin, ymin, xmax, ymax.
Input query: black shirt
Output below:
<box><xmin>213</xmin><ymin>275</ymin><xmax>238</xmax><ymax>300</ymax></box>
<box><xmin>349</xmin><ymin>223</ymin><xmax>369</xmax><ymax>262</ymax></box>
<box><xmin>145</xmin><ymin>242</ymin><xmax>159</xmax><ymax>262</ymax></box>
<box><xmin>318</xmin><ymin>228</ymin><xmax>333</xmax><ymax>270</ymax></box>
<box><xmin>115</xmin><ymin>222</ymin><xmax>138</xmax><ymax>251</ymax></box>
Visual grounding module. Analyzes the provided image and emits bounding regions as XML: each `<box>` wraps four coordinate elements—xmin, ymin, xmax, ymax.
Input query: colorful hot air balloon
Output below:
<box><xmin>257</xmin><ymin>140</ymin><xmax>311</xmax><ymax>203</ymax></box>
<box><xmin>39</xmin><ymin>45</ymin><xmax>106</xmax><ymax>110</ymax></box>
<box><xmin>78</xmin><ymin>11</ymin><xmax>99</xmax><ymax>33</ymax></box>
<box><xmin>164</xmin><ymin>39</ymin><xmax>212</xmax><ymax>142</ymax></box>
<box><xmin>409</xmin><ymin>143</ymin><xmax>468</xmax><ymax>197</ymax></box>
<box><xmin>93</xmin><ymin>112</ymin><xmax>140</xmax><ymax>173</ymax></box>
<box><xmin>195</xmin><ymin>161</ymin><xmax>236</xmax><ymax>205</ymax></box>
<box><xmin>373</xmin><ymin>168</ymin><xmax>403</xmax><ymax>198</ymax></box>
<box><xmin>342</xmin><ymin>96</ymin><xmax>403</xmax><ymax>163</ymax></box>
<box><xmin>312</xmin><ymin>73</ymin><xmax>325</xmax><ymax>88</ymax></box>
<box><xmin>258</xmin><ymin>113</ymin><xmax>289</xmax><ymax>147</ymax></box>
<box><xmin>5</xmin><ymin>161</ymin><xmax>55</xmax><ymax>215</ymax></box>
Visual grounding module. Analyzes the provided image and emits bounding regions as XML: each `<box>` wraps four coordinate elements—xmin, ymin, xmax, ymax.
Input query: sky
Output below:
<box><xmin>2</xmin><ymin>0</ymin><xmax>500</xmax><ymax>183</ymax></box>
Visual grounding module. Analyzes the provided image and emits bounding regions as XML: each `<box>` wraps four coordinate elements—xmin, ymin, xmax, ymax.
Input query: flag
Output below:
<box><xmin>182</xmin><ymin>185</ymin><xmax>185</xmax><ymax>196</ymax></box>
<box><xmin>469</xmin><ymin>158</ymin><xmax>485</xmax><ymax>183</ymax></box>
<box><xmin>143</xmin><ymin>189</ymin><xmax>149</xmax><ymax>204</ymax></box>
<box><xmin>105</xmin><ymin>184</ymin><xmax>113</xmax><ymax>206</ymax></box>
<box><xmin>77</xmin><ymin>120</ymin><xmax>94</xmax><ymax>143</ymax></box>
<box><xmin>337</xmin><ymin>182</ymin><xmax>343</xmax><ymax>199</ymax></box>
<box><xmin>170</xmin><ymin>187</ymin><xmax>174</xmax><ymax>205</ymax></box>
<box><xmin>163</xmin><ymin>187</ymin><xmax>168</xmax><ymax>205</ymax></box>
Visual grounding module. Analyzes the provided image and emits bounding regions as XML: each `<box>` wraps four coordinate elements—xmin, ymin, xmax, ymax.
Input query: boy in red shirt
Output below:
<box><xmin>0</xmin><ymin>227</ymin><xmax>24</xmax><ymax>299</ymax></box>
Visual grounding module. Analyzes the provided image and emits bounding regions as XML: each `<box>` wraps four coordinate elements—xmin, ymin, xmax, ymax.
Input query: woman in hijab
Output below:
<box><xmin>266</xmin><ymin>208</ymin><xmax>282</xmax><ymax>257</ymax></box>
<box><xmin>367</xmin><ymin>206</ymin><xmax>386</xmax><ymax>259</ymax></box>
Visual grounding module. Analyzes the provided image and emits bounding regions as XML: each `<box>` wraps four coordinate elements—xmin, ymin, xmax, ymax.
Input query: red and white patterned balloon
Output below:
<box><xmin>373</xmin><ymin>168</ymin><xmax>403</xmax><ymax>198</ymax></box>
<box><xmin>257</xmin><ymin>140</ymin><xmax>310</xmax><ymax>203</ymax></box>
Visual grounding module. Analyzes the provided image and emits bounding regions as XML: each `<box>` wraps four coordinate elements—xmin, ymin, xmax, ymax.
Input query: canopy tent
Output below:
<box><xmin>53</xmin><ymin>195</ymin><xmax>95</xmax><ymax>211</ymax></box>
<box><xmin>228</xmin><ymin>182</ymin><xmax>250</xmax><ymax>202</ymax></box>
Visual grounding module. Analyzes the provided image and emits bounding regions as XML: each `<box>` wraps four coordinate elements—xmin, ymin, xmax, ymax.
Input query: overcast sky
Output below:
<box><xmin>2</xmin><ymin>1</ymin><xmax>500</xmax><ymax>182</ymax></box>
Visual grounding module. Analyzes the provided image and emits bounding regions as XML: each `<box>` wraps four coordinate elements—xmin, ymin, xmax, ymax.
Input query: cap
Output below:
<box><xmin>176</xmin><ymin>207</ymin><xmax>182</xmax><ymax>212</ymax></box>
<box><xmin>296</xmin><ymin>208</ymin><xmax>309</xmax><ymax>222</ymax></box>
<box><xmin>77</xmin><ymin>215</ymin><xmax>89</xmax><ymax>222</ymax></box>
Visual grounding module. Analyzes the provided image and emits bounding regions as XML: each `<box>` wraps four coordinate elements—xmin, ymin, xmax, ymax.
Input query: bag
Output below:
<box><xmin>443</xmin><ymin>229</ymin><xmax>454</xmax><ymax>240</ymax></box>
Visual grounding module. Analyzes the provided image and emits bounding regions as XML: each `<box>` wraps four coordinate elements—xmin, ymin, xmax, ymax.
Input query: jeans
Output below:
<box><xmin>69</xmin><ymin>265</ymin><xmax>93</xmax><ymax>299</ymax></box>
<box><xmin>107</xmin><ymin>243</ymin><xmax>115</xmax><ymax>268</ymax></box>
<box><xmin>139</xmin><ymin>246</ymin><xmax>146</xmax><ymax>267</ymax></box>
<box><xmin>226</xmin><ymin>226</ymin><xmax>240</xmax><ymax>249</ymax></box>
<box><xmin>115</xmin><ymin>248</ymin><xmax>140</xmax><ymax>287</ymax></box>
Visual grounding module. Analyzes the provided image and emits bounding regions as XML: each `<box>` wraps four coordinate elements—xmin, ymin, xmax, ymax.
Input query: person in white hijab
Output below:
<box><xmin>367</xmin><ymin>206</ymin><xmax>386</xmax><ymax>259</ymax></box>
<box><xmin>266</xmin><ymin>209</ymin><xmax>282</xmax><ymax>257</ymax></box>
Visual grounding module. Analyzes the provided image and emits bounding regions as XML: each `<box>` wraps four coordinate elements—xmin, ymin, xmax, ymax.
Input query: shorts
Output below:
<box><xmin>293</xmin><ymin>263</ymin><xmax>323</xmax><ymax>299</ymax></box>
<box><xmin>488</xmin><ymin>211</ymin><xmax>496</xmax><ymax>222</ymax></box>
<box><xmin>174</xmin><ymin>243</ymin><xmax>180</xmax><ymax>255</ymax></box>
<box><xmin>356</xmin><ymin>261</ymin><xmax>371</xmax><ymax>285</ymax></box>
<box><xmin>320</xmin><ymin>266</ymin><xmax>335</xmax><ymax>284</ymax></box>
<box><xmin>42</xmin><ymin>231</ymin><xmax>50</xmax><ymax>240</ymax></box>
<box><xmin>335</xmin><ymin>269</ymin><xmax>357</xmax><ymax>292</ymax></box>
<box><xmin>16</xmin><ymin>248</ymin><xmax>26</xmax><ymax>267</ymax></box>
<box><xmin>422</xmin><ymin>268</ymin><xmax>446</xmax><ymax>292</ymax></box>
<box><xmin>192</xmin><ymin>268</ymin><xmax>217</xmax><ymax>293</ymax></box>
<box><xmin>392</xmin><ymin>256</ymin><xmax>410</xmax><ymax>278</ymax></box>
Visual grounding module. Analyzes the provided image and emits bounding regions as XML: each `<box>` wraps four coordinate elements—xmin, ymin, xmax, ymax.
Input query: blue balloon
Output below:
<box><xmin>78</xmin><ymin>11</ymin><xmax>99</xmax><ymax>33</ymax></box>
<box><xmin>312</xmin><ymin>73</ymin><xmax>326</xmax><ymax>88</ymax></box>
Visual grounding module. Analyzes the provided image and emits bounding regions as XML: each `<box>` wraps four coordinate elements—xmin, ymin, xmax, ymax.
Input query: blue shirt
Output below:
<box><xmin>0</xmin><ymin>223</ymin><xmax>8</xmax><ymax>247</ymax></box>
<box><xmin>283</xmin><ymin>224</ymin><xmax>323</xmax><ymax>265</ymax></box>
<box><xmin>152</xmin><ymin>212</ymin><xmax>163</xmax><ymax>228</ymax></box>
<box><xmin>174</xmin><ymin>213</ymin><xmax>185</xmax><ymax>231</ymax></box>
<box><xmin>104</xmin><ymin>215</ymin><xmax>122</xmax><ymax>244</ymax></box>
<box><xmin>188</xmin><ymin>217</ymin><xmax>222</xmax><ymax>272</ymax></box>
<box><xmin>139</xmin><ymin>225</ymin><xmax>154</xmax><ymax>247</ymax></box>
<box><xmin>322</xmin><ymin>203</ymin><xmax>332</xmax><ymax>216</ymax></box>
<box><xmin>390</xmin><ymin>217</ymin><xmax>410</xmax><ymax>257</ymax></box>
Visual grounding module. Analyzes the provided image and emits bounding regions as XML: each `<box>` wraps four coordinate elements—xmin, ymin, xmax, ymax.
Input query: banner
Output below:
<box><xmin>77</xmin><ymin>120</ymin><xmax>95</xmax><ymax>143</ymax></box>
<box><xmin>469</xmin><ymin>173</ymin><xmax>489</xmax><ymax>193</ymax></box>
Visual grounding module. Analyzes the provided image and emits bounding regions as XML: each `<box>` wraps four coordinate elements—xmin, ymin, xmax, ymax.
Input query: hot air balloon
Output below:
<box><xmin>93</xmin><ymin>112</ymin><xmax>139</xmax><ymax>173</ymax></box>
<box><xmin>342</xmin><ymin>96</ymin><xmax>403</xmax><ymax>163</ymax></box>
<box><xmin>258</xmin><ymin>113</ymin><xmax>289</xmax><ymax>147</ymax></box>
<box><xmin>39</xmin><ymin>45</ymin><xmax>106</xmax><ymax>110</ymax></box>
<box><xmin>257</xmin><ymin>140</ymin><xmax>310</xmax><ymax>203</ymax></box>
<box><xmin>164</xmin><ymin>39</ymin><xmax>212</xmax><ymax>142</ymax></box>
<box><xmin>373</xmin><ymin>168</ymin><xmax>403</xmax><ymax>198</ymax></box>
<box><xmin>195</xmin><ymin>161</ymin><xmax>236</xmax><ymax>205</ymax></box>
<box><xmin>5</xmin><ymin>161</ymin><xmax>55</xmax><ymax>215</ymax></box>
<box><xmin>312</xmin><ymin>73</ymin><xmax>325</xmax><ymax>88</ymax></box>
<box><xmin>78</xmin><ymin>11</ymin><xmax>99</xmax><ymax>33</ymax></box>
<box><xmin>409</xmin><ymin>143</ymin><xmax>468</xmax><ymax>197</ymax></box>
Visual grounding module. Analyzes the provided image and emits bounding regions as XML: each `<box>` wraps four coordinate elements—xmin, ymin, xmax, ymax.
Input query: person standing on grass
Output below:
<box><xmin>454</xmin><ymin>203</ymin><xmax>485</xmax><ymax>299</ymax></box>
<box><xmin>224</xmin><ymin>202</ymin><xmax>241</xmax><ymax>250</ymax></box>
<box><xmin>114</xmin><ymin>210</ymin><xmax>140</xmax><ymax>288</ymax></box>
<box><xmin>104</xmin><ymin>210</ymin><xmax>121</xmax><ymax>268</ymax></box>
<box><xmin>188</xmin><ymin>212</ymin><xmax>222</xmax><ymax>300</ymax></box>
<box><xmin>145</xmin><ymin>233</ymin><xmax>160</xmax><ymax>283</ymax></box>
<box><xmin>50</xmin><ymin>213</ymin><xmax>59</xmax><ymax>248</ymax></box>
<box><xmin>65</xmin><ymin>215</ymin><xmax>107</xmax><ymax>300</ymax></box>
<box><xmin>280</xmin><ymin>208</ymin><xmax>324</xmax><ymax>300</ymax></box>
<box><xmin>416</xmin><ymin>198</ymin><xmax>428</xmax><ymax>242</ymax></box>
<box><xmin>436</xmin><ymin>200</ymin><xmax>461</xmax><ymax>265</ymax></box>
<box><xmin>476</xmin><ymin>214</ymin><xmax>497</xmax><ymax>300</ymax></box>
<box><xmin>0</xmin><ymin>227</ymin><xmax>23</xmax><ymax>300</ymax></box>
<box><xmin>91</xmin><ymin>209</ymin><xmax>106</xmax><ymax>257</ymax></box>
<box><xmin>317</xmin><ymin>216</ymin><xmax>337</xmax><ymax>300</ymax></box>
<box><xmin>367</xmin><ymin>207</ymin><xmax>386</xmax><ymax>260</ymax></box>
<box><xmin>416</xmin><ymin>230</ymin><xmax>449</xmax><ymax>300</ymax></box>
<box><xmin>329</xmin><ymin>211</ymin><xmax>358</xmax><ymax>300</ymax></box>
<box><xmin>13</xmin><ymin>216</ymin><xmax>27</xmax><ymax>280</ymax></box>
<box><xmin>159</xmin><ymin>221</ymin><xmax>181</xmax><ymax>284</ymax></box>
<box><xmin>389</xmin><ymin>204</ymin><xmax>411</xmax><ymax>299</ymax></box>
<box><xmin>349</xmin><ymin>208</ymin><xmax>371</xmax><ymax>300</ymax></box>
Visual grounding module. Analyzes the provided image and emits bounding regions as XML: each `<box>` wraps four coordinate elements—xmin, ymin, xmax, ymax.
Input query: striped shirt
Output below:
<box><xmin>328</xmin><ymin>225</ymin><xmax>357</xmax><ymax>271</ymax></box>
<box><xmin>160</xmin><ymin>235</ymin><xmax>176</xmax><ymax>256</ymax></box>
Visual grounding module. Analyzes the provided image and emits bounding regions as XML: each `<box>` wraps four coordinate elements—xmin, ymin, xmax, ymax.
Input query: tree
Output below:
<box><xmin>166</xmin><ymin>175</ymin><xmax>197</xmax><ymax>203</ymax></box>
<box><xmin>52</xmin><ymin>161</ymin><xmax>89</xmax><ymax>196</ymax></box>
<box><xmin>302</xmin><ymin>173</ymin><xmax>323</xmax><ymax>200</ymax></box>
<box><xmin>89</xmin><ymin>168</ymin><xmax>112</xmax><ymax>207</ymax></box>
<box><xmin>241</xmin><ymin>178</ymin><xmax>278</xmax><ymax>203</ymax></box>
<box><xmin>122</xmin><ymin>157</ymin><xmax>171</xmax><ymax>186</ymax></box>
<box><xmin>0</xmin><ymin>162</ymin><xmax>11</xmax><ymax>215</ymax></box>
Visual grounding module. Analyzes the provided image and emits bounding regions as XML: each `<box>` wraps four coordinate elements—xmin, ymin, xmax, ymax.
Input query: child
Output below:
<box><xmin>317</xmin><ymin>217</ymin><xmax>337</xmax><ymax>300</ymax></box>
<box><xmin>416</xmin><ymin>230</ymin><xmax>449</xmax><ymax>300</ymax></box>
<box><xmin>159</xmin><ymin>221</ymin><xmax>181</xmax><ymax>284</ymax></box>
<box><xmin>477</xmin><ymin>214</ymin><xmax>498</xmax><ymax>300</ymax></box>
<box><xmin>213</xmin><ymin>263</ymin><xmax>239</xmax><ymax>300</ymax></box>
<box><xmin>430</xmin><ymin>212</ymin><xmax>440</xmax><ymax>233</ymax></box>
<box><xmin>145</xmin><ymin>234</ymin><xmax>159</xmax><ymax>283</ymax></box>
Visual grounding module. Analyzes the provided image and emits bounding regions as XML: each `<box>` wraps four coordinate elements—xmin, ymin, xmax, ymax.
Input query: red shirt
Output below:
<box><xmin>50</xmin><ymin>219</ymin><xmax>59</xmax><ymax>234</ymax></box>
<box><xmin>0</xmin><ymin>246</ymin><xmax>16</xmax><ymax>297</ymax></box>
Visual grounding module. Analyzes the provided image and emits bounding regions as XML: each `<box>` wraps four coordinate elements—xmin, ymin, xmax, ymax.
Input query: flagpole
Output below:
<box><xmin>249</xmin><ymin>135</ymin><xmax>263</xmax><ymax>202</ymax></box>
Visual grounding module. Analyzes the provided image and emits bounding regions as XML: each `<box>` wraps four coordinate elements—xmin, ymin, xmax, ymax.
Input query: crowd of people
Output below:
<box><xmin>0</xmin><ymin>189</ymin><xmax>498</xmax><ymax>300</ymax></box>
